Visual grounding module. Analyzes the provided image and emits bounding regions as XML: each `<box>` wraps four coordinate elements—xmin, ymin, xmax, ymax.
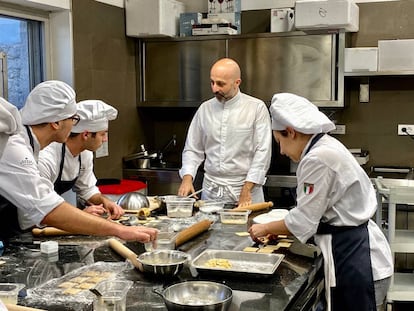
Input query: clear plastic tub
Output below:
<box><xmin>93</xmin><ymin>280</ymin><xmax>133</xmax><ymax>311</ymax></box>
<box><xmin>218</xmin><ymin>210</ymin><xmax>251</xmax><ymax>224</ymax></box>
<box><xmin>0</xmin><ymin>283</ymin><xmax>25</xmax><ymax>305</ymax></box>
<box><xmin>144</xmin><ymin>231</ymin><xmax>177</xmax><ymax>251</ymax></box>
<box><xmin>198</xmin><ymin>199</ymin><xmax>225</xmax><ymax>213</ymax></box>
<box><xmin>165</xmin><ymin>196</ymin><xmax>195</xmax><ymax>218</ymax></box>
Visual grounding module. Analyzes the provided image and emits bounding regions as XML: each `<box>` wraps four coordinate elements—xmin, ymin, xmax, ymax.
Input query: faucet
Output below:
<box><xmin>158</xmin><ymin>135</ymin><xmax>177</xmax><ymax>166</ymax></box>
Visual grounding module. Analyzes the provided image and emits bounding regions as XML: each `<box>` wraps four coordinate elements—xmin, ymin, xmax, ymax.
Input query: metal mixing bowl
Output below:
<box><xmin>137</xmin><ymin>250</ymin><xmax>189</xmax><ymax>277</ymax></box>
<box><xmin>155</xmin><ymin>281</ymin><xmax>233</xmax><ymax>311</ymax></box>
<box><xmin>116</xmin><ymin>192</ymin><xmax>149</xmax><ymax>210</ymax></box>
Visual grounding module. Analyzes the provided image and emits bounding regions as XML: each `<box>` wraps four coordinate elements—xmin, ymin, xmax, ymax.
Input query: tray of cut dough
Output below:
<box><xmin>190</xmin><ymin>249</ymin><xmax>284</xmax><ymax>278</ymax></box>
<box><xmin>26</xmin><ymin>261</ymin><xmax>127</xmax><ymax>306</ymax></box>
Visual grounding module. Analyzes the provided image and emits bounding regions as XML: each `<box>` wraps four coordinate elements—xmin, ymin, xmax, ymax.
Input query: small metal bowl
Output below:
<box><xmin>137</xmin><ymin>250</ymin><xmax>189</xmax><ymax>277</ymax></box>
<box><xmin>116</xmin><ymin>192</ymin><xmax>149</xmax><ymax>210</ymax></box>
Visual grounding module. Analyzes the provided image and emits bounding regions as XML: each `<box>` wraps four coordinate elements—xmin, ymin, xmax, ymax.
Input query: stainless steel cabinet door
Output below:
<box><xmin>228</xmin><ymin>34</ymin><xmax>336</xmax><ymax>104</ymax></box>
<box><xmin>142</xmin><ymin>39</ymin><xmax>226</xmax><ymax>106</ymax></box>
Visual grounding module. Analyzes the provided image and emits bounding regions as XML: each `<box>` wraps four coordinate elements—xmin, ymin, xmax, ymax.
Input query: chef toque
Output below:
<box><xmin>20</xmin><ymin>80</ymin><xmax>77</xmax><ymax>125</ymax></box>
<box><xmin>0</xmin><ymin>97</ymin><xmax>22</xmax><ymax>158</ymax></box>
<box><xmin>71</xmin><ymin>100</ymin><xmax>118</xmax><ymax>133</ymax></box>
<box><xmin>269</xmin><ymin>93</ymin><xmax>335</xmax><ymax>134</ymax></box>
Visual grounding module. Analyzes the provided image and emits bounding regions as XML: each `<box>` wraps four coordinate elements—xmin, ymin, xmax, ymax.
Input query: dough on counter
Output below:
<box><xmin>69</xmin><ymin>276</ymin><xmax>89</xmax><ymax>283</ymax></box>
<box><xmin>257</xmin><ymin>247</ymin><xmax>274</xmax><ymax>254</ymax></box>
<box><xmin>81</xmin><ymin>271</ymin><xmax>100</xmax><ymax>277</ymax></box>
<box><xmin>58</xmin><ymin>281</ymin><xmax>77</xmax><ymax>288</ymax></box>
<box><xmin>63</xmin><ymin>287</ymin><xmax>83</xmax><ymax>295</ymax></box>
<box><xmin>76</xmin><ymin>282</ymin><xmax>96</xmax><ymax>289</ymax></box>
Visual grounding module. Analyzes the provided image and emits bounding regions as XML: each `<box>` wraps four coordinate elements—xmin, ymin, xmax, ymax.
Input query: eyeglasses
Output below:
<box><xmin>68</xmin><ymin>115</ymin><xmax>80</xmax><ymax>125</ymax></box>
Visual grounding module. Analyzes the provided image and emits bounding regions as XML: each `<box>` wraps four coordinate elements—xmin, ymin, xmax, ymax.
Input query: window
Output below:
<box><xmin>0</xmin><ymin>14</ymin><xmax>44</xmax><ymax>109</ymax></box>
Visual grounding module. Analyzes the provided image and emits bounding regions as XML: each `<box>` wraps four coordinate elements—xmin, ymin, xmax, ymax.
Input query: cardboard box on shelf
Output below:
<box><xmin>206</xmin><ymin>12</ymin><xmax>241</xmax><ymax>34</ymax></box>
<box><xmin>180</xmin><ymin>12</ymin><xmax>203</xmax><ymax>37</ymax></box>
<box><xmin>344</xmin><ymin>48</ymin><xmax>378</xmax><ymax>72</ymax></box>
<box><xmin>192</xmin><ymin>23</ymin><xmax>238</xmax><ymax>36</ymax></box>
<box><xmin>270</xmin><ymin>8</ymin><xmax>295</xmax><ymax>33</ymax></box>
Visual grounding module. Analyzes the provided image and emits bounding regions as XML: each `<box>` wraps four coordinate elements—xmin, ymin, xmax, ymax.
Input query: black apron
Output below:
<box><xmin>306</xmin><ymin>133</ymin><xmax>376</xmax><ymax>311</ymax></box>
<box><xmin>54</xmin><ymin>143</ymin><xmax>81</xmax><ymax>195</ymax></box>
<box><xmin>0</xmin><ymin>126</ymin><xmax>34</xmax><ymax>240</ymax></box>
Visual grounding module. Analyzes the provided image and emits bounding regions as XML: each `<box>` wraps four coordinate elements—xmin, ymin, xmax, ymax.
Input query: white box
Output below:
<box><xmin>378</xmin><ymin>39</ymin><xmax>414</xmax><ymax>71</ymax></box>
<box><xmin>192</xmin><ymin>24</ymin><xmax>238</xmax><ymax>36</ymax></box>
<box><xmin>180</xmin><ymin>12</ymin><xmax>203</xmax><ymax>37</ymax></box>
<box><xmin>125</xmin><ymin>0</ymin><xmax>185</xmax><ymax>37</ymax></box>
<box><xmin>206</xmin><ymin>12</ymin><xmax>241</xmax><ymax>34</ymax></box>
<box><xmin>295</xmin><ymin>0</ymin><xmax>359</xmax><ymax>32</ymax></box>
<box><xmin>344</xmin><ymin>48</ymin><xmax>378</xmax><ymax>72</ymax></box>
<box><xmin>270</xmin><ymin>8</ymin><xmax>295</xmax><ymax>33</ymax></box>
<box><xmin>208</xmin><ymin>0</ymin><xmax>241</xmax><ymax>14</ymax></box>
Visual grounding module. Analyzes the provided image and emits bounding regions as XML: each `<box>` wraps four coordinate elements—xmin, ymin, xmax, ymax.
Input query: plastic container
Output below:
<box><xmin>218</xmin><ymin>210</ymin><xmax>251</xmax><ymax>224</ymax></box>
<box><xmin>40</xmin><ymin>241</ymin><xmax>59</xmax><ymax>255</ymax></box>
<box><xmin>145</xmin><ymin>231</ymin><xmax>177</xmax><ymax>252</ymax></box>
<box><xmin>165</xmin><ymin>196</ymin><xmax>195</xmax><ymax>218</ymax></box>
<box><xmin>0</xmin><ymin>283</ymin><xmax>25</xmax><ymax>305</ymax></box>
<box><xmin>93</xmin><ymin>280</ymin><xmax>133</xmax><ymax>311</ymax></box>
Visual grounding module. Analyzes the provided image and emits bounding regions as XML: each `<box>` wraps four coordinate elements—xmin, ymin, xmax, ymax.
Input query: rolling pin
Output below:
<box><xmin>108</xmin><ymin>238</ymin><xmax>143</xmax><ymax>271</ymax></box>
<box><xmin>32</xmin><ymin>227</ymin><xmax>73</xmax><ymax>236</ymax></box>
<box><xmin>175</xmin><ymin>219</ymin><xmax>213</xmax><ymax>247</ymax></box>
<box><xmin>232</xmin><ymin>201</ymin><xmax>274</xmax><ymax>212</ymax></box>
<box><xmin>5</xmin><ymin>304</ymin><xmax>47</xmax><ymax>311</ymax></box>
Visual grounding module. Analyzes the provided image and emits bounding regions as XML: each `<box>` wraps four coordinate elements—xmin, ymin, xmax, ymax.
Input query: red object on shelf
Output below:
<box><xmin>98</xmin><ymin>179</ymin><xmax>146</xmax><ymax>195</ymax></box>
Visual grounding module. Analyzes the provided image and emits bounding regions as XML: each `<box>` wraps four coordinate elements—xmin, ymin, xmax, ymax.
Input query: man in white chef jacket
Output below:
<box><xmin>178</xmin><ymin>58</ymin><xmax>272</xmax><ymax>207</ymax></box>
<box><xmin>38</xmin><ymin>100</ymin><xmax>124</xmax><ymax>220</ymax></box>
<box><xmin>249</xmin><ymin>93</ymin><xmax>393</xmax><ymax>311</ymax></box>
<box><xmin>0</xmin><ymin>81</ymin><xmax>157</xmax><ymax>243</ymax></box>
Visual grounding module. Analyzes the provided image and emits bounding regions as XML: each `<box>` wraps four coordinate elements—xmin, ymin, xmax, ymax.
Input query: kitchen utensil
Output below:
<box><xmin>92</xmin><ymin>280</ymin><xmax>133</xmax><ymax>311</ymax></box>
<box><xmin>137</xmin><ymin>250</ymin><xmax>189</xmax><ymax>277</ymax></box>
<box><xmin>116</xmin><ymin>192</ymin><xmax>150</xmax><ymax>210</ymax></box>
<box><xmin>191</xmin><ymin>249</ymin><xmax>285</xmax><ymax>278</ymax></box>
<box><xmin>107</xmin><ymin>238</ymin><xmax>142</xmax><ymax>271</ymax></box>
<box><xmin>165</xmin><ymin>196</ymin><xmax>195</xmax><ymax>218</ymax></box>
<box><xmin>186</xmin><ymin>188</ymin><xmax>203</xmax><ymax>198</ymax></box>
<box><xmin>218</xmin><ymin>210</ymin><xmax>250</xmax><ymax>224</ymax></box>
<box><xmin>232</xmin><ymin>201</ymin><xmax>274</xmax><ymax>212</ymax></box>
<box><xmin>175</xmin><ymin>219</ymin><xmax>213</xmax><ymax>247</ymax></box>
<box><xmin>154</xmin><ymin>281</ymin><xmax>232</xmax><ymax>311</ymax></box>
<box><xmin>32</xmin><ymin>227</ymin><xmax>73</xmax><ymax>236</ymax></box>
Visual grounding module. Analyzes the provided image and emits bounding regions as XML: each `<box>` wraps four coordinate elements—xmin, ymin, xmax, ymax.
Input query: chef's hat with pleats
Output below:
<box><xmin>0</xmin><ymin>97</ymin><xmax>22</xmax><ymax>158</ymax></box>
<box><xmin>269</xmin><ymin>93</ymin><xmax>335</xmax><ymax>134</ymax></box>
<box><xmin>20</xmin><ymin>80</ymin><xmax>77</xmax><ymax>125</ymax></box>
<box><xmin>71</xmin><ymin>100</ymin><xmax>118</xmax><ymax>133</ymax></box>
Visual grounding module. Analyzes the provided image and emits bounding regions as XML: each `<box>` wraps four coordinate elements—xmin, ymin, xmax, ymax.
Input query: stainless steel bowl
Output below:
<box><xmin>137</xmin><ymin>250</ymin><xmax>189</xmax><ymax>277</ymax></box>
<box><xmin>155</xmin><ymin>281</ymin><xmax>233</xmax><ymax>311</ymax></box>
<box><xmin>116</xmin><ymin>192</ymin><xmax>149</xmax><ymax>210</ymax></box>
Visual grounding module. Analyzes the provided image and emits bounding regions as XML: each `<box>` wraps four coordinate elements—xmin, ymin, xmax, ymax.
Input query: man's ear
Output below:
<box><xmin>286</xmin><ymin>126</ymin><xmax>296</xmax><ymax>138</ymax></box>
<box><xmin>82</xmin><ymin>130</ymin><xmax>89</xmax><ymax>139</ymax></box>
<box><xmin>50</xmin><ymin>121</ymin><xmax>60</xmax><ymax>130</ymax></box>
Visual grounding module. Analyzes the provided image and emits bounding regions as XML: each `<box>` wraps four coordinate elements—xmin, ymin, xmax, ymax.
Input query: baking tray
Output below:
<box><xmin>190</xmin><ymin>249</ymin><xmax>285</xmax><ymax>278</ymax></box>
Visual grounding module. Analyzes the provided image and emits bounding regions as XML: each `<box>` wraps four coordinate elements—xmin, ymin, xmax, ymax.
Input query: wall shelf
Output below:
<box><xmin>344</xmin><ymin>71</ymin><xmax>414</xmax><ymax>77</ymax></box>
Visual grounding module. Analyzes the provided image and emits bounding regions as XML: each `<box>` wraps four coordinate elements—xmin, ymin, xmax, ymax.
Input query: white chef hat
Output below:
<box><xmin>20</xmin><ymin>80</ymin><xmax>77</xmax><ymax>125</ymax></box>
<box><xmin>0</xmin><ymin>97</ymin><xmax>22</xmax><ymax>158</ymax></box>
<box><xmin>71</xmin><ymin>100</ymin><xmax>118</xmax><ymax>133</ymax></box>
<box><xmin>269</xmin><ymin>93</ymin><xmax>335</xmax><ymax>134</ymax></box>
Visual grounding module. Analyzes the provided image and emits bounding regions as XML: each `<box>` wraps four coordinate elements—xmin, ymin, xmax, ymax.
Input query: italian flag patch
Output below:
<box><xmin>304</xmin><ymin>183</ymin><xmax>314</xmax><ymax>195</ymax></box>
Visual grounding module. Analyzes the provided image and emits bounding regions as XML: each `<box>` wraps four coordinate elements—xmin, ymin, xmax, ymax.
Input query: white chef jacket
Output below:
<box><xmin>0</xmin><ymin>127</ymin><xmax>64</xmax><ymax>229</ymax></box>
<box><xmin>284</xmin><ymin>134</ymin><xmax>393</xmax><ymax>309</ymax></box>
<box><xmin>179</xmin><ymin>91</ymin><xmax>272</xmax><ymax>190</ymax></box>
<box><xmin>38</xmin><ymin>142</ymin><xmax>100</xmax><ymax>201</ymax></box>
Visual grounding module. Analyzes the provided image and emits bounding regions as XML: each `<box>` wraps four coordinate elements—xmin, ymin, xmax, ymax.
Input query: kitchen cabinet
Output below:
<box><xmin>138</xmin><ymin>32</ymin><xmax>345</xmax><ymax>107</ymax></box>
<box><xmin>374</xmin><ymin>178</ymin><xmax>414</xmax><ymax>307</ymax></box>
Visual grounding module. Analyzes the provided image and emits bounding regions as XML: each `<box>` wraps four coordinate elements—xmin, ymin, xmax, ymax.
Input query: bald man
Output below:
<box><xmin>178</xmin><ymin>58</ymin><xmax>272</xmax><ymax>207</ymax></box>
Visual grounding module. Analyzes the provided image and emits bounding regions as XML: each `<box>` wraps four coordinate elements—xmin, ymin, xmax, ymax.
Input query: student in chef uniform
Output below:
<box><xmin>249</xmin><ymin>93</ymin><xmax>393</xmax><ymax>311</ymax></box>
<box><xmin>178</xmin><ymin>58</ymin><xmax>272</xmax><ymax>207</ymax></box>
<box><xmin>0</xmin><ymin>81</ymin><xmax>157</xmax><ymax>242</ymax></box>
<box><xmin>38</xmin><ymin>100</ymin><xmax>124</xmax><ymax>220</ymax></box>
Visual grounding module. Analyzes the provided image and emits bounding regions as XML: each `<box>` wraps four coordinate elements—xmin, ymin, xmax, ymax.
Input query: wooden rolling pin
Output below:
<box><xmin>232</xmin><ymin>201</ymin><xmax>274</xmax><ymax>212</ymax></box>
<box><xmin>32</xmin><ymin>227</ymin><xmax>73</xmax><ymax>236</ymax></box>
<box><xmin>5</xmin><ymin>304</ymin><xmax>47</xmax><ymax>311</ymax></box>
<box><xmin>175</xmin><ymin>219</ymin><xmax>213</xmax><ymax>247</ymax></box>
<box><xmin>108</xmin><ymin>238</ymin><xmax>143</xmax><ymax>271</ymax></box>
